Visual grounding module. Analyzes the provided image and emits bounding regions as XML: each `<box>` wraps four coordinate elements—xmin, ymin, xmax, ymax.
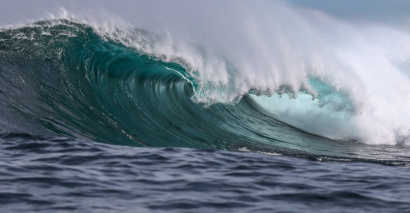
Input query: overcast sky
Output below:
<box><xmin>288</xmin><ymin>0</ymin><xmax>410</xmax><ymax>23</ymax></box>
<box><xmin>0</xmin><ymin>0</ymin><xmax>409</xmax><ymax>29</ymax></box>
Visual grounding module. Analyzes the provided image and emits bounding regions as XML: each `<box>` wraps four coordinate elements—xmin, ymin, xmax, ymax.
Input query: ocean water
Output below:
<box><xmin>1</xmin><ymin>134</ymin><xmax>410</xmax><ymax>212</ymax></box>
<box><xmin>1</xmin><ymin>1</ymin><xmax>410</xmax><ymax>212</ymax></box>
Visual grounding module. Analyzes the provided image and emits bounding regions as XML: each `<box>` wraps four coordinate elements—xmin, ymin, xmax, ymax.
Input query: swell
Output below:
<box><xmin>0</xmin><ymin>19</ymin><xmax>409</xmax><ymax>162</ymax></box>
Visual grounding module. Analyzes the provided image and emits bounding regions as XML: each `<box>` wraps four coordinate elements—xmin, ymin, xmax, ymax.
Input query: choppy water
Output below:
<box><xmin>2</xmin><ymin>1</ymin><xmax>410</xmax><ymax>212</ymax></box>
<box><xmin>1</xmin><ymin>134</ymin><xmax>409</xmax><ymax>212</ymax></box>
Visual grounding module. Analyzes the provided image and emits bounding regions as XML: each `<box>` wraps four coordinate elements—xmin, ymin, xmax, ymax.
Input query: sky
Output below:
<box><xmin>288</xmin><ymin>0</ymin><xmax>410</xmax><ymax>26</ymax></box>
<box><xmin>0</xmin><ymin>0</ymin><xmax>409</xmax><ymax>27</ymax></box>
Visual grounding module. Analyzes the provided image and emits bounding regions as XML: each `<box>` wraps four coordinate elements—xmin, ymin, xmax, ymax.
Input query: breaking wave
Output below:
<box><xmin>1</xmin><ymin>6</ymin><xmax>410</xmax><ymax>161</ymax></box>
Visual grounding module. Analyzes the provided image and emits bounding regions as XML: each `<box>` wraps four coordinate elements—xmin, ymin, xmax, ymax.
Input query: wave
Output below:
<box><xmin>0</xmin><ymin>15</ymin><xmax>410</xmax><ymax>161</ymax></box>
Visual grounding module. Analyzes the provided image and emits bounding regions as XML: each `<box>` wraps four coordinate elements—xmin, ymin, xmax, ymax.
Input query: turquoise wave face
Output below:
<box><xmin>0</xmin><ymin>19</ymin><xmax>409</xmax><ymax>162</ymax></box>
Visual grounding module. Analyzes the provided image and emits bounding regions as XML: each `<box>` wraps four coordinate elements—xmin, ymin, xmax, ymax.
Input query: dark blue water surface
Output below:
<box><xmin>0</xmin><ymin>133</ymin><xmax>409</xmax><ymax>212</ymax></box>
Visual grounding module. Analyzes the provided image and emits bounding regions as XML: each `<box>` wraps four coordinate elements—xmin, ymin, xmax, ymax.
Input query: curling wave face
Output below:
<box><xmin>0</xmin><ymin>19</ymin><xmax>410</xmax><ymax>162</ymax></box>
